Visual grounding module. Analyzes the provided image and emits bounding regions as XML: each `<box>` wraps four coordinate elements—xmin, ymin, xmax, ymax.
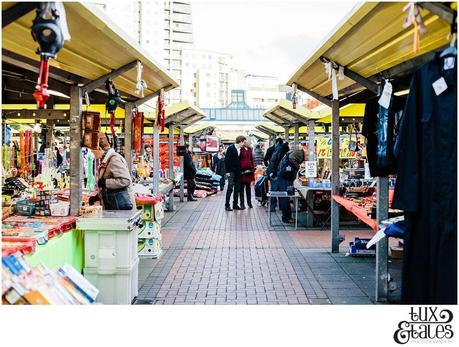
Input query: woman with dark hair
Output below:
<box><xmin>239</xmin><ymin>139</ymin><xmax>255</xmax><ymax>209</ymax></box>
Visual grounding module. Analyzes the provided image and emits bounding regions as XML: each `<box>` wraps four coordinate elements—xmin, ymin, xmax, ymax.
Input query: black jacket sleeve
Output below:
<box><xmin>264</xmin><ymin>146</ymin><xmax>274</xmax><ymax>166</ymax></box>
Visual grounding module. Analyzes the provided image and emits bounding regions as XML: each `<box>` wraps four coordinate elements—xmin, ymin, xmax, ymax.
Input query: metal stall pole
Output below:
<box><xmin>124</xmin><ymin>102</ymin><xmax>133</xmax><ymax>171</ymax></box>
<box><xmin>152</xmin><ymin>124</ymin><xmax>160</xmax><ymax>194</ymax></box>
<box><xmin>284</xmin><ymin>126</ymin><xmax>289</xmax><ymax>142</ymax></box>
<box><xmin>69</xmin><ymin>86</ymin><xmax>83</xmax><ymax>215</ymax></box>
<box><xmin>179</xmin><ymin>126</ymin><xmax>185</xmax><ymax>202</ymax></box>
<box><xmin>45</xmin><ymin>119</ymin><xmax>54</xmax><ymax>149</ymax></box>
<box><xmin>293</xmin><ymin>123</ymin><xmax>299</xmax><ymax>149</ymax></box>
<box><xmin>168</xmin><ymin>123</ymin><xmax>175</xmax><ymax>210</ymax></box>
<box><xmin>376</xmin><ymin>177</ymin><xmax>389</xmax><ymax>302</ymax></box>
<box><xmin>306</xmin><ymin>119</ymin><xmax>316</xmax><ymax>228</ymax></box>
<box><xmin>331</xmin><ymin>99</ymin><xmax>340</xmax><ymax>253</ymax></box>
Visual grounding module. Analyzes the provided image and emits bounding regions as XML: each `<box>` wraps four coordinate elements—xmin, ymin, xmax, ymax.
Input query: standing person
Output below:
<box><xmin>119</xmin><ymin>145</ymin><xmax>126</xmax><ymax>158</ymax></box>
<box><xmin>184</xmin><ymin>145</ymin><xmax>197</xmax><ymax>201</ymax></box>
<box><xmin>276</xmin><ymin>149</ymin><xmax>305</xmax><ymax>223</ymax></box>
<box><xmin>212</xmin><ymin>144</ymin><xmax>226</xmax><ymax>191</ymax></box>
<box><xmin>264</xmin><ymin>138</ymin><xmax>283</xmax><ymax>166</ymax></box>
<box><xmin>240</xmin><ymin>139</ymin><xmax>255</xmax><ymax>209</ymax></box>
<box><xmin>92</xmin><ymin>133</ymin><xmax>135</xmax><ymax>210</ymax></box>
<box><xmin>143</xmin><ymin>144</ymin><xmax>153</xmax><ymax>163</ymax></box>
<box><xmin>224</xmin><ymin>135</ymin><xmax>246</xmax><ymax>211</ymax></box>
<box><xmin>252</xmin><ymin>143</ymin><xmax>264</xmax><ymax>167</ymax></box>
<box><xmin>266</xmin><ymin>142</ymin><xmax>290</xmax><ymax>212</ymax></box>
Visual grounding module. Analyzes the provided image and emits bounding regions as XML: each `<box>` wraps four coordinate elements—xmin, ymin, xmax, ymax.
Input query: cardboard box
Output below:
<box><xmin>137</xmin><ymin>220</ymin><xmax>161</xmax><ymax>239</ymax></box>
<box><xmin>138</xmin><ymin>238</ymin><xmax>162</xmax><ymax>258</ymax></box>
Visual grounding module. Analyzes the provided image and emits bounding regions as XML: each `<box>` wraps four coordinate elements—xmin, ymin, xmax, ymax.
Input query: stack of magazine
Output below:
<box><xmin>2</xmin><ymin>253</ymin><xmax>99</xmax><ymax>305</ymax></box>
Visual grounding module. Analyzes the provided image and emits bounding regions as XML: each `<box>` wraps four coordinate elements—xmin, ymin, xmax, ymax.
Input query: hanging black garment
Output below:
<box><xmin>393</xmin><ymin>52</ymin><xmax>457</xmax><ymax>304</ymax></box>
<box><xmin>362</xmin><ymin>90</ymin><xmax>405</xmax><ymax>177</ymax></box>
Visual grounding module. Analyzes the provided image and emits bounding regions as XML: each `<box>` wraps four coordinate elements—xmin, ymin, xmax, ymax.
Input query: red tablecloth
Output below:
<box><xmin>332</xmin><ymin>195</ymin><xmax>378</xmax><ymax>231</ymax></box>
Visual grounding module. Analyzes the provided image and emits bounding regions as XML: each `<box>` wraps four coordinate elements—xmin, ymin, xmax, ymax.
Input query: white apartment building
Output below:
<box><xmin>181</xmin><ymin>49</ymin><xmax>232</xmax><ymax>108</ymax></box>
<box><xmin>229</xmin><ymin>69</ymin><xmax>286</xmax><ymax>109</ymax></box>
<box><xmin>96</xmin><ymin>1</ymin><xmax>194</xmax><ymax>105</ymax></box>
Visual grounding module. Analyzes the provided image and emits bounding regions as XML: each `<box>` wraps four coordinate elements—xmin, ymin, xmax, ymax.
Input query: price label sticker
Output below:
<box><xmin>378</xmin><ymin>80</ymin><xmax>393</xmax><ymax>109</ymax></box>
<box><xmin>432</xmin><ymin>77</ymin><xmax>448</xmax><ymax>96</ymax></box>
<box><xmin>444</xmin><ymin>57</ymin><xmax>455</xmax><ymax>70</ymax></box>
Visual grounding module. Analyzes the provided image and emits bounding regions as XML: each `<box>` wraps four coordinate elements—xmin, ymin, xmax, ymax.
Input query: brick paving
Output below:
<box><xmin>135</xmin><ymin>192</ymin><xmax>401</xmax><ymax>305</ymax></box>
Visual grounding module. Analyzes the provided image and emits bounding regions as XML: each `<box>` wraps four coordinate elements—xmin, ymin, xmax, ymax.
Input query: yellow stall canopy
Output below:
<box><xmin>288</xmin><ymin>2</ymin><xmax>452</xmax><ymax>99</ymax></box>
<box><xmin>155</xmin><ymin>101</ymin><xmax>207</xmax><ymax>127</ymax></box>
<box><xmin>2</xmin><ymin>2</ymin><xmax>178</xmax><ymax>98</ymax></box>
<box><xmin>317</xmin><ymin>104</ymin><xmax>366</xmax><ymax>123</ymax></box>
<box><xmin>262</xmin><ymin>99</ymin><xmax>324</xmax><ymax>126</ymax></box>
<box><xmin>184</xmin><ymin>123</ymin><xmax>214</xmax><ymax>136</ymax></box>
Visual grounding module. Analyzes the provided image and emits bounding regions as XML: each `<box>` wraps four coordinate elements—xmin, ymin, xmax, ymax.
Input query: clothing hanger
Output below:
<box><xmin>440</xmin><ymin>12</ymin><xmax>457</xmax><ymax>57</ymax></box>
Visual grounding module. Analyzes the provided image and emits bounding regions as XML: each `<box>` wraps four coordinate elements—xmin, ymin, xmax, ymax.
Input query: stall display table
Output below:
<box><xmin>332</xmin><ymin>195</ymin><xmax>378</xmax><ymax>231</ymax></box>
<box><xmin>294</xmin><ymin>180</ymin><xmax>331</xmax><ymax>227</ymax></box>
<box><xmin>25</xmin><ymin>229</ymin><xmax>84</xmax><ymax>272</ymax></box>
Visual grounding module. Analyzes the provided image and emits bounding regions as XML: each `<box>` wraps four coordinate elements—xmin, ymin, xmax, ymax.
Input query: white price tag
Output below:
<box><xmin>305</xmin><ymin>161</ymin><xmax>317</xmax><ymax>178</ymax></box>
<box><xmin>444</xmin><ymin>57</ymin><xmax>455</xmax><ymax>70</ymax></box>
<box><xmin>378</xmin><ymin>80</ymin><xmax>393</xmax><ymax>109</ymax></box>
<box><xmin>432</xmin><ymin>77</ymin><xmax>448</xmax><ymax>96</ymax></box>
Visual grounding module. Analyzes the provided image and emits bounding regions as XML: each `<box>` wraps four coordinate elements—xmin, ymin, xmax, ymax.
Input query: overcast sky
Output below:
<box><xmin>192</xmin><ymin>0</ymin><xmax>358</xmax><ymax>83</ymax></box>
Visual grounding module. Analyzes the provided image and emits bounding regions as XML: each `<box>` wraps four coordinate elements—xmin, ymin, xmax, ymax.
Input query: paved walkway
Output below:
<box><xmin>135</xmin><ymin>192</ymin><xmax>401</xmax><ymax>305</ymax></box>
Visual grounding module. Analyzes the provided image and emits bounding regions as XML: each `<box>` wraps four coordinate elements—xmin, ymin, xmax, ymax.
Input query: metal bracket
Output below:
<box><xmin>82</xmin><ymin>60</ymin><xmax>139</xmax><ymax>94</ymax></box>
<box><xmin>419</xmin><ymin>2</ymin><xmax>455</xmax><ymax>24</ymax></box>
<box><xmin>277</xmin><ymin>109</ymin><xmax>307</xmax><ymax>125</ymax></box>
<box><xmin>295</xmin><ymin>84</ymin><xmax>332</xmax><ymax>107</ymax></box>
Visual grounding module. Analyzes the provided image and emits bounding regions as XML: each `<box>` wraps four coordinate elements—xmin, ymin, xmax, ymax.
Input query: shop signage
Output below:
<box><xmin>205</xmin><ymin>135</ymin><xmax>219</xmax><ymax>152</ymax></box>
<box><xmin>304</xmin><ymin>161</ymin><xmax>317</xmax><ymax>178</ymax></box>
<box><xmin>316</xmin><ymin>135</ymin><xmax>366</xmax><ymax>159</ymax></box>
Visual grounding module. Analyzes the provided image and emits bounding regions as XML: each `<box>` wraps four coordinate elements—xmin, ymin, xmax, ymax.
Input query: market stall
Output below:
<box><xmin>160</xmin><ymin>101</ymin><xmax>206</xmax><ymax>208</ymax></box>
<box><xmin>2</xmin><ymin>1</ymin><xmax>178</xmax><ymax>304</ymax></box>
<box><xmin>287</xmin><ymin>1</ymin><xmax>455</xmax><ymax>302</ymax></box>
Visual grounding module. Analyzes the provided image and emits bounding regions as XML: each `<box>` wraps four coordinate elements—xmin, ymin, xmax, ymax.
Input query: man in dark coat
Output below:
<box><xmin>224</xmin><ymin>135</ymin><xmax>246</xmax><ymax>211</ymax></box>
<box><xmin>264</xmin><ymin>138</ymin><xmax>283</xmax><ymax>166</ymax></box>
<box><xmin>266</xmin><ymin>142</ymin><xmax>290</xmax><ymax>211</ymax></box>
<box><xmin>184</xmin><ymin>146</ymin><xmax>197</xmax><ymax>201</ymax></box>
<box><xmin>212</xmin><ymin>144</ymin><xmax>226</xmax><ymax>191</ymax></box>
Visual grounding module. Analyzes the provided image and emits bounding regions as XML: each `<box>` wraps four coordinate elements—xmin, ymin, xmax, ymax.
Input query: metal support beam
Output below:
<box><xmin>331</xmin><ymin>99</ymin><xmax>340</xmax><ymax>253</ymax></box>
<box><xmin>2</xmin><ymin>2</ymin><xmax>37</xmax><ymax>28</ymax></box>
<box><xmin>82</xmin><ymin>61</ymin><xmax>139</xmax><ymax>94</ymax></box>
<box><xmin>376</xmin><ymin>176</ymin><xmax>389</xmax><ymax>302</ymax></box>
<box><xmin>179</xmin><ymin>126</ymin><xmax>185</xmax><ymax>202</ymax></box>
<box><xmin>293</xmin><ymin>123</ymin><xmax>299</xmax><ymax>149</ymax></box>
<box><xmin>134</xmin><ymin>84</ymin><xmax>175</xmax><ymax>107</ymax></box>
<box><xmin>419</xmin><ymin>2</ymin><xmax>455</xmax><ymax>24</ymax></box>
<box><xmin>284</xmin><ymin>126</ymin><xmax>289</xmax><ymax>142</ymax></box>
<box><xmin>152</xmin><ymin>125</ymin><xmax>160</xmax><ymax>194</ymax></box>
<box><xmin>69</xmin><ymin>86</ymin><xmax>82</xmax><ymax>215</ymax></box>
<box><xmin>265</xmin><ymin>113</ymin><xmax>285</xmax><ymax>126</ymax></box>
<box><xmin>296</xmin><ymin>84</ymin><xmax>332</xmax><ymax>107</ymax></box>
<box><xmin>45</xmin><ymin>119</ymin><xmax>54</xmax><ymax>149</ymax></box>
<box><xmin>279</xmin><ymin>108</ymin><xmax>308</xmax><ymax>125</ymax></box>
<box><xmin>168</xmin><ymin>124</ymin><xmax>176</xmax><ymax>211</ymax></box>
<box><xmin>256</xmin><ymin>127</ymin><xmax>277</xmax><ymax>138</ymax></box>
<box><xmin>2</xmin><ymin>109</ymin><xmax>69</xmax><ymax>120</ymax></box>
<box><xmin>343</xmin><ymin>66</ymin><xmax>379</xmax><ymax>95</ymax></box>
<box><xmin>124</xmin><ymin>102</ymin><xmax>134</xmax><ymax>171</ymax></box>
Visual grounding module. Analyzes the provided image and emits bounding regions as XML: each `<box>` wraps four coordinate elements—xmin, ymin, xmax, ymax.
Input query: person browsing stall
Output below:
<box><xmin>92</xmin><ymin>133</ymin><xmax>135</xmax><ymax>210</ymax></box>
<box><xmin>184</xmin><ymin>145</ymin><xmax>197</xmax><ymax>201</ymax></box>
<box><xmin>239</xmin><ymin>138</ymin><xmax>255</xmax><ymax>209</ymax></box>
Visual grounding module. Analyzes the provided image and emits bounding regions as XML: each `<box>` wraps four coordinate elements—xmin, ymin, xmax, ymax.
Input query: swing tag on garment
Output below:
<box><xmin>432</xmin><ymin>77</ymin><xmax>448</xmax><ymax>96</ymax></box>
<box><xmin>378</xmin><ymin>80</ymin><xmax>392</xmax><ymax>109</ymax></box>
<box><xmin>444</xmin><ymin>57</ymin><xmax>455</xmax><ymax>70</ymax></box>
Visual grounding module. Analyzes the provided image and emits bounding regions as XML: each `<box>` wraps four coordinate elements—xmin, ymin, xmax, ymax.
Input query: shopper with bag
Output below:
<box><xmin>239</xmin><ymin>139</ymin><xmax>255</xmax><ymax>209</ymax></box>
<box><xmin>92</xmin><ymin>133</ymin><xmax>135</xmax><ymax>210</ymax></box>
<box><xmin>275</xmin><ymin>149</ymin><xmax>305</xmax><ymax>223</ymax></box>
